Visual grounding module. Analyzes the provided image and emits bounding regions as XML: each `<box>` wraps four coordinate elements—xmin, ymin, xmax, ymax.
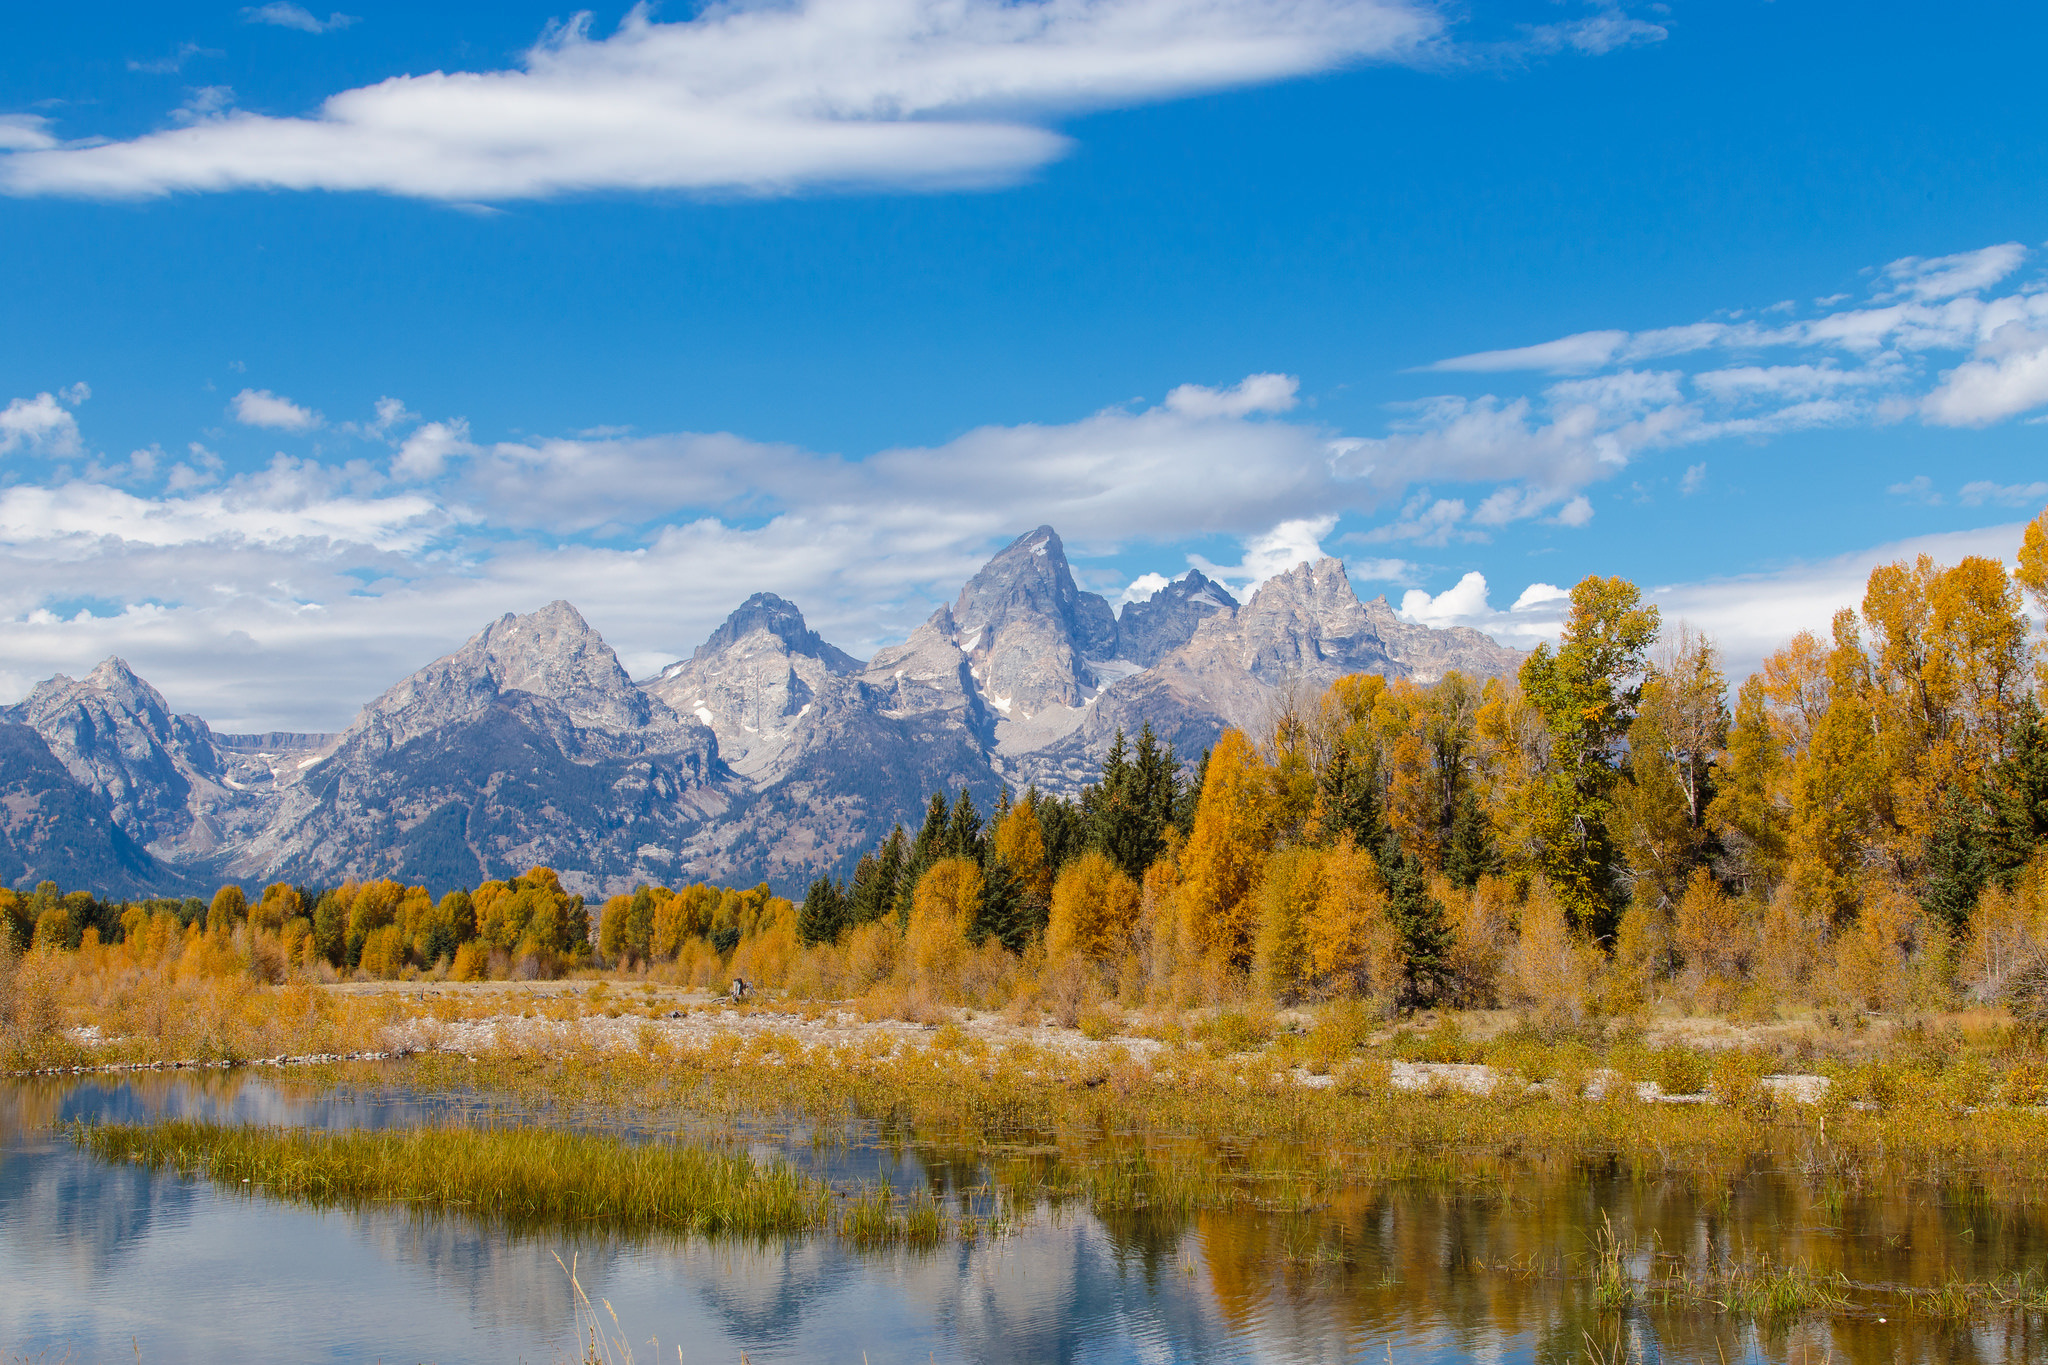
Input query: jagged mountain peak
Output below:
<box><xmin>355</xmin><ymin>599</ymin><xmax>662</xmax><ymax>750</ymax></box>
<box><xmin>947</xmin><ymin>526</ymin><xmax>1119</xmax><ymax>717</ymax></box>
<box><xmin>1117</xmin><ymin>570</ymin><xmax>1240</xmax><ymax>667</ymax></box>
<box><xmin>688</xmin><ymin>592</ymin><xmax>861</xmax><ymax>675</ymax></box>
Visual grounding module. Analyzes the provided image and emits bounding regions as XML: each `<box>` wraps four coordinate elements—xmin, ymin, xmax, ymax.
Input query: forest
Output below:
<box><xmin>8</xmin><ymin>504</ymin><xmax>2048</xmax><ymax>1033</ymax></box>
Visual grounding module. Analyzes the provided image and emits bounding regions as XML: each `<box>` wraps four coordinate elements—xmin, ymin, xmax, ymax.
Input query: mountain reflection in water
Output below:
<box><xmin>2</xmin><ymin>1073</ymin><xmax>2040</xmax><ymax>1363</ymax></box>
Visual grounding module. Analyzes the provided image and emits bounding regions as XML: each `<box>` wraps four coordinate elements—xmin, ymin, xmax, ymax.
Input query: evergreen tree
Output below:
<box><xmin>971</xmin><ymin>857</ymin><xmax>1037</xmax><ymax>952</ymax></box>
<box><xmin>849</xmin><ymin>827</ymin><xmax>906</xmax><ymax>926</ymax></box>
<box><xmin>1985</xmin><ymin>695</ymin><xmax>2048</xmax><ymax>884</ymax></box>
<box><xmin>1316</xmin><ymin>742</ymin><xmax>1384</xmax><ymax>850</ymax></box>
<box><xmin>1444</xmin><ymin>789</ymin><xmax>1498</xmax><ymax>889</ymax></box>
<box><xmin>1921</xmin><ymin>788</ymin><xmax>1991</xmax><ymax>932</ymax></box>
<box><xmin>1089</xmin><ymin>723</ymin><xmax>1180</xmax><ymax>880</ymax></box>
<box><xmin>797</xmin><ymin>876</ymin><xmax>848</xmax><ymax>946</ymax></box>
<box><xmin>1035</xmin><ymin>787</ymin><xmax>1089</xmax><ymax>874</ymax></box>
<box><xmin>946</xmin><ymin>789</ymin><xmax>985</xmax><ymax>861</ymax></box>
<box><xmin>1378</xmin><ymin>833</ymin><xmax>1454</xmax><ymax>1006</ymax></box>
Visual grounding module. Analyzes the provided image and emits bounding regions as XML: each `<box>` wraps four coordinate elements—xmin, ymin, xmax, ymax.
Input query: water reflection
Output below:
<box><xmin>3</xmin><ymin>1074</ymin><xmax>2045</xmax><ymax>1364</ymax></box>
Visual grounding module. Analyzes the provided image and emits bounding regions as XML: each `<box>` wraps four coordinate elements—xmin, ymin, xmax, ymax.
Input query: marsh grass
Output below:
<box><xmin>72</xmin><ymin>1120</ymin><xmax>835</xmax><ymax>1239</ymax></box>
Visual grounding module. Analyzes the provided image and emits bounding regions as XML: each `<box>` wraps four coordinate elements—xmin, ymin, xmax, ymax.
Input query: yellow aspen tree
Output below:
<box><xmin>1672</xmin><ymin>866</ymin><xmax>1752</xmax><ymax>999</ymax></box>
<box><xmin>1303</xmin><ymin>837</ymin><xmax>1402</xmax><ymax>1000</ymax></box>
<box><xmin>1250</xmin><ymin>845</ymin><xmax>1321</xmax><ymax>999</ymax></box>
<box><xmin>207</xmin><ymin>885</ymin><xmax>247</xmax><ymax>934</ymax></box>
<box><xmin>1709</xmin><ymin>674</ymin><xmax>1788</xmax><ymax>892</ymax></box>
<box><xmin>1784</xmin><ymin>613</ymin><xmax>1885</xmax><ymax>921</ymax></box>
<box><xmin>1046</xmin><ymin>850</ymin><xmax>1141</xmax><ymax>965</ymax></box>
<box><xmin>1261</xmin><ymin>688</ymin><xmax>1319</xmax><ymax>845</ymax></box>
<box><xmin>1472</xmin><ymin>677</ymin><xmax>1551</xmax><ymax>876</ymax></box>
<box><xmin>990</xmin><ymin>801</ymin><xmax>1052</xmax><ymax>904</ymax></box>
<box><xmin>1176</xmin><ymin>728</ymin><xmax>1276</xmax><ymax>968</ymax></box>
<box><xmin>2017</xmin><ymin>503</ymin><xmax>2048</xmax><ymax>691</ymax></box>
<box><xmin>907</xmin><ymin>856</ymin><xmax>981</xmax><ymax>993</ymax></box>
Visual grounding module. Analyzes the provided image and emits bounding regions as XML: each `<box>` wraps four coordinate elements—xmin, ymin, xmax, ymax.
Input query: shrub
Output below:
<box><xmin>1710</xmin><ymin>1049</ymin><xmax>1776</xmax><ymax>1119</ymax></box>
<box><xmin>1654</xmin><ymin>1045</ymin><xmax>1711</xmax><ymax>1097</ymax></box>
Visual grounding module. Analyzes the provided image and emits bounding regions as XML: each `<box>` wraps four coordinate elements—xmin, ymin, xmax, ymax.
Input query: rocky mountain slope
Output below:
<box><xmin>1</xmin><ymin>530</ymin><xmax>1526</xmax><ymax>897</ymax></box>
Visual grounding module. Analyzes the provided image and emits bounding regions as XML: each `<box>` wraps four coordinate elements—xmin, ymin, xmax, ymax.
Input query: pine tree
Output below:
<box><xmin>1985</xmin><ymin>695</ymin><xmax>2048</xmax><ymax>883</ymax></box>
<box><xmin>1379</xmin><ymin>833</ymin><xmax>1454</xmax><ymax>1006</ymax></box>
<box><xmin>798</xmin><ymin>876</ymin><xmax>848</xmax><ymax>946</ymax></box>
<box><xmin>1316</xmin><ymin>741</ymin><xmax>1384</xmax><ymax>850</ymax></box>
<box><xmin>849</xmin><ymin>826</ymin><xmax>906</xmax><ymax>927</ymax></box>
<box><xmin>1921</xmin><ymin>787</ymin><xmax>1991</xmax><ymax>931</ymax></box>
<box><xmin>946</xmin><ymin>789</ymin><xmax>985</xmax><ymax>861</ymax></box>
<box><xmin>971</xmin><ymin>857</ymin><xmax>1034</xmax><ymax>952</ymax></box>
<box><xmin>1444</xmin><ymin>789</ymin><xmax>1497</xmax><ymax>890</ymax></box>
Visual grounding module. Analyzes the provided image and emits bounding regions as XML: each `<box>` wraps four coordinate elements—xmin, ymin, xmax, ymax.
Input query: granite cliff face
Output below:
<box><xmin>1</xmin><ymin>533</ymin><xmax>1527</xmax><ymax>896</ymax></box>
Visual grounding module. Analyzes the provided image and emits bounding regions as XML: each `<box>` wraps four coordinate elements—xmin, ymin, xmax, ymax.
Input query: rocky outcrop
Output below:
<box><xmin>3</xmin><ymin>658</ymin><xmax>283</xmax><ymax>864</ymax></box>
<box><xmin>0</xmin><ymin>722</ymin><xmax>183</xmax><ymax>897</ymax></box>
<box><xmin>1115</xmin><ymin>570</ymin><xmax>1238</xmax><ymax>667</ymax></box>
<box><xmin>646</xmin><ymin>592</ymin><xmax>864</xmax><ymax>782</ymax></box>
<box><xmin>951</xmin><ymin>526</ymin><xmax>1118</xmax><ymax>719</ymax></box>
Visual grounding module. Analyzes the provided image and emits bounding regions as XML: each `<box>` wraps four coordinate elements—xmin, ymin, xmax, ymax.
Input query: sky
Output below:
<box><xmin>2</xmin><ymin>0</ymin><xmax>2046</xmax><ymax>732</ymax></box>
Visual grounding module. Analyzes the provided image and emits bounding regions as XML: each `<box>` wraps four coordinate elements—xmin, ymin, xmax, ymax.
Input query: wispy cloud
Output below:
<box><xmin>242</xmin><ymin>3</ymin><xmax>357</xmax><ymax>34</ymax></box>
<box><xmin>3</xmin><ymin>0</ymin><xmax>1454</xmax><ymax>201</ymax></box>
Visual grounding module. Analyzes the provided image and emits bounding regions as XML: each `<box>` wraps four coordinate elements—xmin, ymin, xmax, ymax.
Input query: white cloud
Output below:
<box><xmin>1679</xmin><ymin>462</ymin><xmax>1705</xmax><ymax>495</ymax></box>
<box><xmin>1162</xmin><ymin>373</ymin><xmax>1298</xmax><ymax>418</ymax></box>
<box><xmin>1394</xmin><ymin>570</ymin><xmax>1567</xmax><ymax>649</ymax></box>
<box><xmin>1550</xmin><ymin>494</ymin><xmax>1594</xmax><ymax>527</ymax></box>
<box><xmin>1958</xmin><ymin>480</ymin><xmax>2048</xmax><ymax>509</ymax></box>
<box><xmin>0</xmin><ymin>116</ymin><xmax>56</xmax><ymax>151</ymax></box>
<box><xmin>1</xmin><ymin>0</ymin><xmax>1439</xmax><ymax>201</ymax></box>
<box><xmin>0</xmin><ymin>392</ymin><xmax>84</xmax><ymax>457</ymax></box>
<box><xmin>1519</xmin><ymin>2</ymin><xmax>1667</xmax><ymax>55</ymax></box>
<box><xmin>1118</xmin><ymin>571</ymin><xmax>1171</xmax><ymax>605</ymax></box>
<box><xmin>1878</xmin><ymin>242</ymin><xmax>2028</xmax><ymax>302</ymax></box>
<box><xmin>242</xmin><ymin>3</ymin><xmax>357</xmax><ymax>32</ymax></box>
<box><xmin>1187</xmin><ymin>515</ymin><xmax>1337</xmax><ymax>598</ymax></box>
<box><xmin>392</xmin><ymin>418</ymin><xmax>478</xmax><ymax>480</ymax></box>
<box><xmin>1923</xmin><ymin>321</ymin><xmax>2048</xmax><ymax>426</ymax></box>
<box><xmin>1404</xmin><ymin>239</ymin><xmax>2048</xmax><ymax>472</ymax></box>
<box><xmin>1424</xmin><ymin>329</ymin><xmax>1627</xmax><ymax>374</ymax></box>
<box><xmin>231</xmin><ymin>388</ymin><xmax>321</xmax><ymax>431</ymax></box>
<box><xmin>1888</xmin><ymin>475</ymin><xmax>1940</xmax><ymax>505</ymax></box>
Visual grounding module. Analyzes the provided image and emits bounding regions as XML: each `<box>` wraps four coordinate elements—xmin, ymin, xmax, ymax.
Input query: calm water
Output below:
<box><xmin>2</xmin><ymin>1073</ymin><xmax>2043</xmax><ymax>1364</ymax></box>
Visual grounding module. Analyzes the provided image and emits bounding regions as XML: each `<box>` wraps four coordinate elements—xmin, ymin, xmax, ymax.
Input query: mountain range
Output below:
<box><xmin>0</xmin><ymin>527</ymin><xmax>1524</xmax><ymax>899</ymax></box>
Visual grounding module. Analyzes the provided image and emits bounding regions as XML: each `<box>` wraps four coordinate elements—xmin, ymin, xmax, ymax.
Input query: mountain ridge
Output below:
<box><xmin>1</xmin><ymin>531</ymin><xmax>1527</xmax><ymax>897</ymax></box>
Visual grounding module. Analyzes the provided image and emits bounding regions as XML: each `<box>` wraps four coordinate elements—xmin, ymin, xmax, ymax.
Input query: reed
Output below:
<box><xmin>71</xmin><ymin>1119</ymin><xmax>836</xmax><ymax>1239</ymax></box>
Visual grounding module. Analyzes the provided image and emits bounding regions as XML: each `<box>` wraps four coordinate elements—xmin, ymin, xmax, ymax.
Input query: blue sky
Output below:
<box><xmin>2</xmin><ymin>0</ymin><xmax>2045</xmax><ymax>730</ymax></box>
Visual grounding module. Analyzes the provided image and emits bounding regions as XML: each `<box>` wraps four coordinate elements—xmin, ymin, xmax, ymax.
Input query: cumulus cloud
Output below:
<box><xmin>1</xmin><ymin>0</ymin><xmax>1440</xmax><ymax>201</ymax></box>
<box><xmin>1394</xmin><ymin>570</ymin><xmax>1567</xmax><ymax>649</ymax></box>
<box><xmin>0</xmin><ymin>392</ymin><xmax>84</xmax><ymax>457</ymax></box>
<box><xmin>231</xmin><ymin>388</ymin><xmax>321</xmax><ymax>431</ymax></box>
<box><xmin>1186</xmin><ymin>515</ymin><xmax>1336</xmax><ymax>598</ymax></box>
